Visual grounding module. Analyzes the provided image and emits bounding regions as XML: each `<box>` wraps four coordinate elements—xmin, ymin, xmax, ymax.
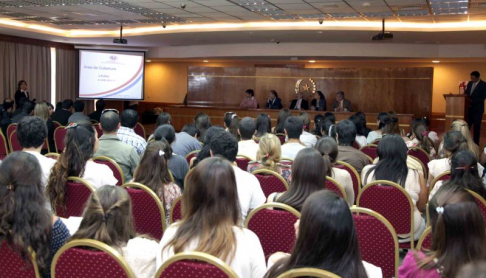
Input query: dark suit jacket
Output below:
<box><xmin>14</xmin><ymin>90</ymin><xmax>30</xmax><ymax>109</ymax></box>
<box><xmin>89</xmin><ymin>110</ymin><xmax>102</xmax><ymax>122</ymax></box>
<box><xmin>290</xmin><ymin>99</ymin><xmax>309</xmax><ymax>110</ymax></box>
<box><xmin>465</xmin><ymin>80</ymin><xmax>486</xmax><ymax>112</ymax></box>
<box><xmin>266</xmin><ymin>97</ymin><xmax>282</xmax><ymax>109</ymax></box>
<box><xmin>331</xmin><ymin>99</ymin><xmax>353</xmax><ymax>112</ymax></box>
<box><xmin>311</xmin><ymin>99</ymin><xmax>327</xmax><ymax>111</ymax></box>
<box><xmin>51</xmin><ymin>109</ymin><xmax>72</xmax><ymax>126</ymax></box>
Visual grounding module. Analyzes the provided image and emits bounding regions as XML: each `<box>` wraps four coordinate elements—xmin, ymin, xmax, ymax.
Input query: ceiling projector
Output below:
<box><xmin>113</xmin><ymin>25</ymin><xmax>127</xmax><ymax>44</ymax></box>
<box><xmin>372</xmin><ymin>19</ymin><xmax>393</xmax><ymax>41</ymax></box>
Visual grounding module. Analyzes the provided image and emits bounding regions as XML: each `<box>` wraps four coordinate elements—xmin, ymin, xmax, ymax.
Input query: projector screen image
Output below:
<box><xmin>78</xmin><ymin>50</ymin><xmax>144</xmax><ymax>100</ymax></box>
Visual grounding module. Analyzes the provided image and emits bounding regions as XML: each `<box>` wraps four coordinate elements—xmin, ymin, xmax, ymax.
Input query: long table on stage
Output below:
<box><xmin>160</xmin><ymin>105</ymin><xmax>414</xmax><ymax>132</ymax></box>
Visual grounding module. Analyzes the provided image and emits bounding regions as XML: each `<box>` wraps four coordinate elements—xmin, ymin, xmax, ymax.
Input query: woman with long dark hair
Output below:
<box><xmin>0</xmin><ymin>152</ymin><xmax>70</xmax><ymax>278</ymax></box>
<box><xmin>194</xmin><ymin>112</ymin><xmax>211</xmax><ymax>143</ymax></box>
<box><xmin>349</xmin><ymin>114</ymin><xmax>367</xmax><ymax>147</ymax></box>
<box><xmin>265</xmin><ymin>191</ymin><xmax>382</xmax><ymax>278</ymax></box>
<box><xmin>299</xmin><ymin>112</ymin><xmax>317</xmax><ymax>147</ymax></box>
<box><xmin>313</xmin><ymin>114</ymin><xmax>324</xmax><ymax>136</ymax></box>
<box><xmin>224</xmin><ymin>112</ymin><xmax>239</xmax><ymax>141</ymax></box>
<box><xmin>311</xmin><ymin>91</ymin><xmax>326</xmax><ymax>111</ymax></box>
<box><xmin>273</xmin><ymin>109</ymin><xmax>292</xmax><ymax>134</ymax></box>
<box><xmin>366</xmin><ymin>112</ymin><xmax>389</xmax><ymax>144</ymax></box>
<box><xmin>157</xmin><ymin>157</ymin><xmax>266</xmax><ymax>277</ymax></box>
<box><xmin>255</xmin><ymin>113</ymin><xmax>272</xmax><ymax>139</ymax></box>
<box><xmin>355</xmin><ymin>111</ymin><xmax>371</xmax><ymax>137</ymax></box>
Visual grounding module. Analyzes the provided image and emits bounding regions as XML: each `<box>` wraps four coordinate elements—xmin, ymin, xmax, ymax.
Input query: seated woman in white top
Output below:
<box><xmin>349</xmin><ymin>114</ymin><xmax>367</xmax><ymax>147</ymax></box>
<box><xmin>70</xmin><ymin>186</ymin><xmax>158</xmax><ymax>278</ymax></box>
<box><xmin>298</xmin><ymin>112</ymin><xmax>317</xmax><ymax>148</ymax></box>
<box><xmin>157</xmin><ymin>157</ymin><xmax>266</xmax><ymax>278</ymax></box>
<box><xmin>314</xmin><ymin>137</ymin><xmax>354</xmax><ymax>205</ymax></box>
<box><xmin>265</xmin><ymin>190</ymin><xmax>382</xmax><ymax>278</ymax></box>
<box><xmin>362</xmin><ymin>134</ymin><xmax>427</xmax><ymax>241</ymax></box>
<box><xmin>46</xmin><ymin>121</ymin><xmax>117</xmax><ymax>210</ymax></box>
<box><xmin>366</xmin><ymin>112</ymin><xmax>390</xmax><ymax>144</ymax></box>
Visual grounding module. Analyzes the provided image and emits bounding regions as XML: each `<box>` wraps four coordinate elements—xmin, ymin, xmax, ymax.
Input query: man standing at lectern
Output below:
<box><xmin>465</xmin><ymin>71</ymin><xmax>486</xmax><ymax>145</ymax></box>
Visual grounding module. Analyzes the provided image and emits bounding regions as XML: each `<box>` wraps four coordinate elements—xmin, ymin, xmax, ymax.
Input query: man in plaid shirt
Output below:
<box><xmin>117</xmin><ymin>109</ymin><xmax>147</xmax><ymax>155</ymax></box>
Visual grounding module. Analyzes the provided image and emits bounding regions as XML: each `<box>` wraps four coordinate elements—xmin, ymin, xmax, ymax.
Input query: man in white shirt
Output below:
<box><xmin>281</xmin><ymin>116</ymin><xmax>307</xmax><ymax>160</ymax></box>
<box><xmin>237</xmin><ymin>117</ymin><xmax>259</xmax><ymax>161</ymax></box>
<box><xmin>210</xmin><ymin>132</ymin><xmax>265</xmax><ymax>220</ymax></box>
<box><xmin>290</xmin><ymin>93</ymin><xmax>309</xmax><ymax>110</ymax></box>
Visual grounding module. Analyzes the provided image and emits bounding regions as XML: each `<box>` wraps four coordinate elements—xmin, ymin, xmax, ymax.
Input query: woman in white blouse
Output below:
<box><xmin>314</xmin><ymin>136</ymin><xmax>355</xmax><ymax>205</ymax></box>
<box><xmin>157</xmin><ymin>157</ymin><xmax>266</xmax><ymax>278</ymax></box>
<box><xmin>265</xmin><ymin>190</ymin><xmax>382</xmax><ymax>278</ymax></box>
<box><xmin>362</xmin><ymin>134</ymin><xmax>427</xmax><ymax>242</ymax></box>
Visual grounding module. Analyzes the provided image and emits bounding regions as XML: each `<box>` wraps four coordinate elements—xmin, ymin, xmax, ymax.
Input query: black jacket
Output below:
<box><xmin>290</xmin><ymin>99</ymin><xmax>309</xmax><ymax>110</ymax></box>
<box><xmin>465</xmin><ymin>80</ymin><xmax>486</xmax><ymax>112</ymax></box>
<box><xmin>265</xmin><ymin>98</ymin><xmax>282</xmax><ymax>110</ymax></box>
<box><xmin>51</xmin><ymin>109</ymin><xmax>72</xmax><ymax>126</ymax></box>
<box><xmin>311</xmin><ymin>98</ymin><xmax>327</xmax><ymax>111</ymax></box>
<box><xmin>14</xmin><ymin>90</ymin><xmax>29</xmax><ymax>109</ymax></box>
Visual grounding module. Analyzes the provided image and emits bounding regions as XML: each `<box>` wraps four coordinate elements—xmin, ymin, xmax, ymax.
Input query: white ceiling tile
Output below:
<box><xmin>274</xmin><ymin>3</ymin><xmax>316</xmax><ymax>10</ymax></box>
<box><xmin>183</xmin><ymin>6</ymin><xmax>220</xmax><ymax>12</ymax></box>
<box><xmin>290</xmin><ymin>9</ymin><xmax>323</xmax><ymax>14</ymax></box>
<box><xmin>385</xmin><ymin>0</ymin><xmax>427</xmax><ymax>5</ymax></box>
<box><xmin>134</xmin><ymin>2</ymin><xmax>174</xmax><ymax>9</ymax></box>
<box><xmin>213</xmin><ymin>5</ymin><xmax>254</xmax><ymax>11</ymax></box>
<box><xmin>192</xmin><ymin>0</ymin><xmax>236</xmax><ymax>6</ymax></box>
<box><xmin>267</xmin><ymin>0</ymin><xmax>307</xmax><ymax>3</ymax></box>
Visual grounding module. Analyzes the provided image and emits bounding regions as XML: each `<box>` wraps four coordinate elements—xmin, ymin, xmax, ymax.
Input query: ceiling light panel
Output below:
<box><xmin>397</xmin><ymin>9</ymin><xmax>430</xmax><ymax>16</ymax></box>
<box><xmin>429</xmin><ymin>0</ymin><xmax>469</xmax><ymax>15</ymax></box>
<box><xmin>362</xmin><ymin>11</ymin><xmax>394</xmax><ymax>17</ymax></box>
<box><xmin>328</xmin><ymin>12</ymin><xmax>360</xmax><ymax>18</ymax></box>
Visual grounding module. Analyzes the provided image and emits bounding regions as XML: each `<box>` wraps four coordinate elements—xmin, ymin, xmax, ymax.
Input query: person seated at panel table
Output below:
<box><xmin>332</xmin><ymin>91</ymin><xmax>353</xmax><ymax>112</ymax></box>
<box><xmin>240</xmin><ymin>89</ymin><xmax>258</xmax><ymax>109</ymax></box>
<box><xmin>310</xmin><ymin>91</ymin><xmax>326</xmax><ymax>111</ymax></box>
<box><xmin>289</xmin><ymin>92</ymin><xmax>309</xmax><ymax>110</ymax></box>
<box><xmin>265</xmin><ymin>90</ymin><xmax>282</xmax><ymax>110</ymax></box>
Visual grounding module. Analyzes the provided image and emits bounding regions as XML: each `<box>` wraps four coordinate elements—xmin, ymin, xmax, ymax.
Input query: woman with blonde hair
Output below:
<box><xmin>247</xmin><ymin>133</ymin><xmax>291</xmax><ymax>183</ymax></box>
<box><xmin>34</xmin><ymin>101</ymin><xmax>55</xmax><ymax>152</ymax></box>
<box><xmin>447</xmin><ymin>120</ymin><xmax>480</xmax><ymax>159</ymax></box>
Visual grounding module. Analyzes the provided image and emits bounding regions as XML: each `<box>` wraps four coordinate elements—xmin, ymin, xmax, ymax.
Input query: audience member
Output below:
<box><xmin>237</xmin><ymin>117</ymin><xmax>259</xmax><ymax>161</ymax></box>
<box><xmin>55</xmin><ymin>101</ymin><xmax>62</xmax><ymax>112</ymax></box>
<box><xmin>313</xmin><ymin>114</ymin><xmax>324</xmax><ymax>136</ymax></box>
<box><xmin>11</xmin><ymin>100</ymin><xmax>34</xmax><ymax>123</ymax></box>
<box><xmin>281</xmin><ymin>116</ymin><xmax>306</xmax><ymax>160</ymax></box>
<box><xmin>265</xmin><ymin>90</ymin><xmax>282</xmax><ymax>109</ymax></box>
<box><xmin>33</xmin><ymin>102</ymin><xmax>55</xmax><ymax>152</ymax></box>
<box><xmin>323</xmin><ymin>112</ymin><xmax>335</xmax><ymax>124</ymax></box>
<box><xmin>12</xmin><ymin>97</ymin><xmax>27</xmax><ymax>117</ymax></box>
<box><xmin>191</xmin><ymin>126</ymin><xmax>225</xmax><ymax>168</ymax></box>
<box><xmin>336</xmin><ymin>120</ymin><xmax>369</xmax><ymax>173</ymax></box>
<box><xmin>298</xmin><ymin>112</ymin><xmax>317</xmax><ymax>147</ymax></box>
<box><xmin>273</xmin><ymin>108</ymin><xmax>292</xmax><ymax>134</ymax></box>
<box><xmin>148</xmin><ymin>112</ymin><xmax>172</xmax><ymax>141</ymax></box>
<box><xmin>255</xmin><ymin>113</ymin><xmax>271</xmax><ymax>139</ymax></box>
<box><xmin>349</xmin><ymin>114</ymin><xmax>367</xmax><ymax>147</ymax></box>
<box><xmin>407</xmin><ymin>117</ymin><xmax>439</xmax><ymax>147</ymax></box>
<box><xmin>117</xmin><ymin>109</ymin><xmax>147</xmax><ymax>155</ymax></box>
<box><xmin>266</xmin><ymin>191</ymin><xmax>382</xmax><ymax>278</ymax></box>
<box><xmin>194</xmin><ymin>112</ymin><xmax>211</xmax><ymax>143</ymax></box>
<box><xmin>157</xmin><ymin>157</ymin><xmax>266</xmax><ymax>278</ymax></box>
<box><xmin>0</xmin><ymin>98</ymin><xmax>13</xmax><ymax>135</ymax></box>
<box><xmin>456</xmin><ymin>262</ymin><xmax>486</xmax><ymax>278</ymax></box>
<box><xmin>240</xmin><ymin>89</ymin><xmax>258</xmax><ymax>109</ymax></box>
<box><xmin>406</xmin><ymin>122</ymin><xmax>436</xmax><ymax>159</ymax></box>
<box><xmin>70</xmin><ymin>186</ymin><xmax>158</xmax><ymax>278</ymax></box>
<box><xmin>224</xmin><ymin>112</ymin><xmax>239</xmax><ymax>140</ymax></box>
<box><xmin>320</xmin><ymin>120</ymin><xmax>336</xmax><ymax>138</ymax></box>
<box><xmin>171</xmin><ymin>123</ymin><xmax>202</xmax><ymax>158</ymax></box>
<box><xmin>355</xmin><ymin>111</ymin><xmax>371</xmax><ymax>137</ymax></box>
<box><xmin>315</xmin><ymin>137</ymin><xmax>354</xmax><ymax>205</ymax></box>
<box><xmin>366</xmin><ymin>112</ymin><xmax>389</xmax><ymax>144</ymax></box>
<box><xmin>88</xmin><ymin>99</ymin><xmax>105</xmax><ymax>122</ymax></box>
<box><xmin>310</xmin><ymin>91</ymin><xmax>326</xmax><ymax>111</ymax></box>
<box><xmin>440</xmin><ymin>119</ymin><xmax>480</xmax><ymax>160</ymax></box>
<box><xmin>210</xmin><ymin>132</ymin><xmax>265</xmax><ymax>220</ymax></box>
<box><xmin>382</xmin><ymin>111</ymin><xmax>402</xmax><ymax>136</ymax></box>
<box><xmin>332</xmin><ymin>91</ymin><xmax>353</xmax><ymax>112</ymax></box>
<box><xmin>0</xmin><ymin>152</ymin><xmax>70</xmax><ymax>278</ymax></box>
<box><xmin>67</xmin><ymin>100</ymin><xmax>89</xmax><ymax>123</ymax></box>
<box><xmin>51</xmin><ymin>99</ymin><xmax>73</xmax><ymax>126</ymax></box>
<box><xmin>290</xmin><ymin>92</ymin><xmax>308</xmax><ymax>110</ymax></box>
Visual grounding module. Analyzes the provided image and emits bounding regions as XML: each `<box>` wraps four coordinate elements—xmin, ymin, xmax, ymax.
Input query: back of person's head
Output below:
<box><xmin>100</xmin><ymin>111</ymin><xmax>120</xmax><ymax>133</ymax></box>
<box><xmin>471</xmin><ymin>71</ymin><xmax>481</xmax><ymax>78</ymax></box>
<box><xmin>70</xmin><ymin>186</ymin><xmax>135</xmax><ymax>248</ymax></box>
<box><xmin>256</xmin><ymin>113</ymin><xmax>271</xmax><ymax>137</ymax></box>
<box><xmin>284</xmin><ymin>116</ymin><xmax>303</xmax><ymax>139</ymax></box>
<box><xmin>17</xmin><ymin>116</ymin><xmax>47</xmax><ymax>149</ymax></box>
<box><xmin>271</xmin><ymin>90</ymin><xmax>278</xmax><ymax>97</ymax></box>
<box><xmin>314</xmin><ymin>136</ymin><xmax>338</xmax><ymax>176</ymax></box>
<box><xmin>203</xmin><ymin>126</ymin><xmax>225</xmax><ymax>146</ymax></box>
<box><xmin>278</xmin><ymin>148</ymin><xmax>326</xmax><ymax>212</ymax></box>
<box><xmin>156</xmin><ymin>112</ymin><xmax>172</xmax><ymax>127</ymax></box>
<box><xmin>165</xmin><ymin>157</ymin><xmax>240</xmax><ymax>262</ymax></box>
<box><xmin>194</xmin><ymin>113</ymin><xmax>211</xmax><ymax>142</ymax></box>
<box><xmin>0</xmin><ymin>152</ymin><xmax>51</xmax><ymax>270</ymax></box>
<box><xmin>410</xmin><ymin>117</ymin><xmax>427</xmax><ymax>134</ymax></box>
<box><xmin>96</xmin><ymin>99</ymin><xmax>106</xmax><ymax>111</ymax></box>
<box><xmin>33</xmin><ymin>102</ymin><xmax>50</xmax><ymax>121</ymax></box>
<box><xmin>442</xmin><ymin>150</ymin><xmax>486</xmax><ymax>199</ymax></box>
<box><xmin>412</xmin><ymin>123</ymin><xmax>435</xmax><ymax>155</ymax></box>
<box><xmin>355</xmin><ymin>112</ymin><xmax>367</xmax><ymax>128</ymax></box>
<box><xmin>383</xmin><ymin>111</ymin><xmax>400</xmax><ymax>135</ymax></box>
<box><xmin>120</xmin><ymin>109</ymin><xmax>138</xmax><ymax>129</ymax></box>
<box><xmin>3</xmin><ymin>98</ymin><xmax>14</xmax><ymax>111</ymax></box>
<box><xmin>377</xmin><ymin>112</ymin><xmax>390</xmax><ymax>130</ymax></box>
<box><xmin>62</xmin><ymin>99</ymin><xmax>73</xmax><ymax>110</ymax></box>
<box><xmin>336</xmin><ymin>120</ymin><xmax>356</xmax><ymax>146</ymax></box>
<box><xmin>47</xmin><ymin>121</ymin><xmax>96</xmax><ymax>209</ymax></box>
<box><xmin>224</xmin><ymin>112</ymin><xmax>239</xmax><ymax>140</ymax></box>
<box><xmin>55</xmin><ymin>102</ymin><xmax>62</xmax><ymax>111</ymax></box>
<box><xmin>192</xmin><ymin>126</ymin><xmax>226</xmax><ymax>168</ymax></box>
<box><xmin>266</xmin><ymin>190</ymin><xmax>367</xmax><ymax>278</ymax></box>
<box><xmin>425</xmin><ymin>187</ymin><xmax>486</xmax><ymax>278</ymax></box>
<box><xmin>73</xmin><ymin>100</ymin><xmax>85</xmax><ymax>113</ymax></box>
<box><xmin>321</xmin><ymin>120</ymin><xmax>336</xmax><ymax>138</ymax></box>
<box><xmin>323</xmin><ymin>112</ymin><xmax>335</xmax><ymax>124</ymax></box>
<box><xmin>456</xmin><ymin>262</ymin><xmax>486</xmax><ymax>278</ymax></box>
<box><xmin>444</xmin><ymin>131</ymin><xmax>469</xmax><ymax>157</ymax></box>
<box><xmin>299</xmin><ymin>112</ymin><xmax>311</xmax><ymax>132</ymax></box>
<box><xmin>313</xmin><ymin>114</ymin><xmax>324</xmax><ymax>136</ymax></box>
<box><xmin>210</xmin><ymin>131</ymin><xmax>238</xmax><ymax>162</ymax></box>
<box><xmin>451</xmin><ymin>119</ymin><xmax>479</xmax><ymax>159</ymax></box>
<box><xmin>275</xmin><ymin>109</ymin><xmax>292</xmax><ymax>134</ymax></box>
<box><xmin>349</xmin><ymin>114</ymin><xmax>365</xmax><ymax>136</ymax></box>
<box><xmin>257</xmin><ymin>133</ymin><xmax>281</xmax><ymax>171</ymax></box>
<box><xmin>246</xmin><ymin>89</ymin><xmax>254</xmax><ymax>97</ymax></box>
<box><xmin>154</xmin><ymin>124</ymin><xmax>176</xmax><ymax>144</ymax></box>
<box><xmin>239</xmin><ymin>117</ymin><xmax>256</xmax><ymax>140</ymax></box>
<box><xmin>134</xmin><ymin>140</ymin><xmax>172</xmax><ymax>196</ymax></box>
<box><xmin>23</xmin><ymin>101</ymin><xmax>35</xmax><ymax>114</ymax></box>
<box><xmin>181</xmin><ymin>123</ymin><xmax>197</xmax><ymax>137</ymax></box>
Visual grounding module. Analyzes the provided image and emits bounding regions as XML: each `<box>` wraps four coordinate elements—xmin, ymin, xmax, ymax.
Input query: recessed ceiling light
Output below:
<box><xmin>309</xmin><ymin>60</ymin><xmax>316</xmax><ymax>63</ymax></box>
<box><xmin>146</xmin><ymin>60</ymin><xmax>152</xmax><ymax>63</ymax></box>
<box><xmin>432</xmin><ymin>60</ymin><xmax>440</xmax><ymax>63</ymax></box>
<box><xmin>203</xmin><ymin>60</ymin><xmax>209</xmax><ymax>63</ymax></box>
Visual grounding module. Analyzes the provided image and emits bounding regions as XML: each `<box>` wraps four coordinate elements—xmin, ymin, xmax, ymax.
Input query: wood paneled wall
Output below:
<box><xmin>187</xmin><ymin>66</ymin><xmax>433</xmax><ymax>118</ymax></box>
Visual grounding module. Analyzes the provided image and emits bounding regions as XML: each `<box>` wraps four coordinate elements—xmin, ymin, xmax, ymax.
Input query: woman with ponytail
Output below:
<box><xmin>406</xmin><ymin>123</ymin><xmax>437</xmax><ymax>159</ymax></box>
<box><xmin>224</xmin><ymin>112</ymin><xmax>240</xmax><ymax>141</ymax></box>
<box><xmin>267</xmin><ymin>148</ymin><xmax>326</xmax><ymax>212</ymax></box>
<box><xmin>70</xmin><ymin>186</ymin><xmax>158</xmax><ymax>278</ymax></box>
<box><xmin>366</xmin><ymin>112</ymin><xmax>390</xmax><ymax>144</ymax></box>
<box><xmin>320</xmin><ymin>120</ymin><xmax>336</xmax><ymax>138</ymax></box>
<box><xmin>247</xmin><ymin>133</ymin><xmax>292</xmax><ymax>183</ymax></box>
<box><xmin>314</xmin><ymin>137</ymin><xmax>354</xmax><ymax>205</ymax></box>
<box><xmin>439</xmin><ymin>119</ymin><xmax>479</xmax><ymax>159</ymax></box>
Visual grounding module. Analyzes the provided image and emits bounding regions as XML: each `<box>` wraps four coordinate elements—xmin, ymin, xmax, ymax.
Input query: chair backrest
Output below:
<box><xmin>408</xmin><ymin>147</ymin><xmax>430</xmax><ymax>175</ymax></box>
<box><xmin>235</xmin><ymin>155</ymin><xmax>252</xmax><ymax>171</ymax></box>
<box><xmin>93</xmin><ymin>124</ymin><xmax>103</xmax><ymax>138</ymax></box>
<box><xmin>169</xmin><ymin>195</ymin><xmax>183</xmax><ymax>224</ymax></box>
<box><xmin>0</xmin><ymin>240</ymin><xmax>40</xmax><ymax>278</ymax></box>
<box><xmin>52</xmin><ymin>239</ymin><xmax>135</xmax><ymax>278</ymax></box>
<box><xmin>275</xmin><ymin>133</ymin><xmax>286</xmax><ymax>145</ymax></box>
<box><xmin>416</xmin><ymin>226</ymin><xmax>432</xmax><ymax>251</ymax></box>
<box><xmin>6</xmin><ymin>123</ymin><xmax>17</xmax><ymax>141</ymax></box>
<box><xmin>372</xmin><ymin>139</ymin><xmax>381</xmax><ymax>145</ymax></box>
<box><xmin>280</xmin><ymin>158</ymin><xmax>293</xmax><ymax>166</ymax></box>
<box><xmin>92</xmin><ymin>156</ymin><xmax>125</xmax><ymax>185</ymax></box>
<box><xmin>357</xmin><ymin>180</ymin><xmax>416</xmax><ymax>249</ymax></box>
<box><xmin>53</xmin><ymin>126</ymin><xmax>67</xmax><ymax>153</ymax></box>
<box><xmin>122</xmin><ymin>183</ymin><xmax>166</xmax><ymax>240</ymax></box>
<box><xmin>325</xmin><ymin>176</ymin><xmax>348</xmax><ymax>201</ymax></box>
<box><xmin>52</xmin><ymin>121</ymin><xmax>61</xmax><ymax>129</ymax></box>
<box><xmin>335</xmin><ymin>161</ymin><xmax>361</xmax><ymax>204</ymax></box>
<box><xmin>251</xmin><ymin>169</ymin><xmax>289</xmax><ymax>198</ymax></box>
<box><xmin>429</xmin><ymin>171</ymin><xmax>451</xmax><ymax>195</ymax></box>
<box><xmin>155</xmin><ymin>251</ymin><xmax>238</xmax><ymax>278</ymax></box>
<box><xmin>244</xmin><ymin>203</ymin><xmax>300</xmax><ymax>259</ymax></box>
<box><xmin>45</xmin><ymin>153</ymin><xmax>60</xmax><ymax>160</ymax></box>
<box><xmin>0</xmin><ymin>131</ymin><xmax>9</xmax><ymax>159</ymax></box>
<box><xmin>8</xmin><ymin>130</ymin><xmax>22</xmax><ymax>152</ymax></box>
<box><xmin>54</xmin><ymin>177</ymin><xmax>95</xmax><ymax>218</ymax></box>
<box><xmin>185</xmin><ymin>150</ymin><xmax>200</xmax><ymax>165</ymax></box>
<box><xmin>42</xmin><ymin>138</ymin><xmax>50</xmax><ymax>153</ymax></box>
<box><xmin>351</xmin><ymin>207</ymin><xmax>398</xmax><ymax>278</ymax></box>
<box><xmin>276</xmin><ymin>268</ymin><xmax>341</xmax><ymax>278</ymax></box>
<box><xmin>352</xmin><ymin>140</ymin><xmax>360</xmax><ymax>150</ymax></box>
<box><xmin>134</xmin><ymin>122</ymin><xmax>146</xmax><ymax>139</ymax></box>
<box><xmin>359</xmin><ymin>144</ymin><xmax>378</xmax><ymax>160</ymax></box>
<box><xmin>467</xmin><ymin>190</ymin><xmax>486</xmax><ymax>225</ymax></box>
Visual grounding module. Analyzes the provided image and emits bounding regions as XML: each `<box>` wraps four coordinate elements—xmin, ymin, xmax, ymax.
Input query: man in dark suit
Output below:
<box><xmin>89</xmin><ymin>99</ymin><xmax>106</xmax><ymax>123</ymax></box>
<box><xmin>265</xmin><ymin>90</ymin><xmax>282</xmax><ymax>110</ymax></box>
<box><xmin>290</xmin><ymin>93</ymin><xmax>309</xmax><ymax>110</ymax></box>
<box><xmin>51</xmin><ymin>99</ymin><xmax>73</xmax><ymax>126</ymax></box>
<box><xmin>331</xmin><ymin>91</ymin><xmax>353</xmax><ymax>112</ymax></box>
<box><xmin>465</xmin><ymin>71</ymin><xmax>486</xmax><ymax>145</ymax></box>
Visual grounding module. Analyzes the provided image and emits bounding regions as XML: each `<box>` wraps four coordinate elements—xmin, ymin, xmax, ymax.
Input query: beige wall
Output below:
<box><xmin>144</xmin><ymin>60</ymin><xmax>486</xmax><ymax>114</ymax></box>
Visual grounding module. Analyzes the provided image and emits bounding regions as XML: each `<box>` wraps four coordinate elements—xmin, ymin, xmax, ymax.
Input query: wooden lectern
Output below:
<box><xmin>444</xmin><ymin>94</ymin><xmax>470</xmax><ymax>130</ymax></box>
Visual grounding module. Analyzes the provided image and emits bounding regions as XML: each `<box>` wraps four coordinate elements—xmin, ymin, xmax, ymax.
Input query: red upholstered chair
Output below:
<box><xmin>357</xmin><ymin>180</ymin><xmax>417</xmax><ymax>249</ymax></box>
<box><xmin>359</xmin><ymin>144</ymin><xmax>378</xmax><ymax>160</ymax></box>
<box><xmin>275</xmin><ymin>133</ymin><xmax>286</xmax><ymax>145</ymax></box>
<box><xmin>52</xmin><ymin>239</ymin><xmax>135</xmax><ymax>278</ymax></box>
<box><xmin>372</xmin><ymin>139</ymin><xmax>381</xmax><ymax>145</ymax></box>
<box><xmin>408</xmin><ymin>147</ymin><xmax>430</xmax><ymax>175</ymax></box>
<box><xmin>325</xmin><ymin>176</ymin><xmax>348</xmax><ymax>201</ymax></box>
<box><xmin>251</xmin><ymin>169</ymin><xmax>289</xmax><ymax>199</ymax></box>
<box><xmin>276</xmin><ymin>268</ymin><xmax>340</xmax><ymax>278</ymax></box>
<box><xmin>45</xmin><ymin>153</ymin><xmax>60</xmax><ymax>160</ymax></box>
<box><xmin>155</xmin><ymin>251</ymin><xmax>238</xmax><ymax>278</ymax></box>
<box><xmin>123</xmin><ymin>183</ymin><xmax>166</xmax><ymax>240</ymax></box>
<box><xmin>93</xmin><ymin>124</ymin><xmax>103</xmax><ymax>138</ymax></box>
<box><xmin>8</xmin><ymin>130</ymin><xmax>22</xmax><ymax>152</ymax></box>
<box><xmin>185</xmin><ymin>150</ymin><xmax>200</xmax><ymax>165</ymax></box>
<box><xmin>0</xmin><ymin>240</ymin><xmax>40</xmax><ymax>278</ymax></box>
<box><xmin>352</xmin><ymin>140</ymin><xmax>360</xmax><ymax>149</ymax></box>
<box><xmin>134</xmin><ymin>122</ymin><xmax>146</xmax><ymax>139</ymax></box>
<box><xmin>54</xmin><ymin>177</ymin><xmax>95</xmax><ymax>218</ymax></box>
<box><xmin>351</xmin><ymin>207</ymin><xmax>399</xmax><ymax>278</ymax></box>
<box><xmin>42</xmin><ymin>138</ymin><xmax>50</xmax><ymax>153</ymax></box>
<box><xmin>245</xmin><ymin>203</ymin><xmax>300</xmax><ymax>259</ymax></box>
<box><xmin>429</xmin><ymin>171</ymin><xmax>451</xmax><ymax>195</ymax></box>
<box><xmin>280</xmin><ymin>159</ymin><xmax>293</xmax><ymax>166</ymax></box>
<box><xmin>468</xmin><ymin>190</ymin><xmax>486</xmax><ymax>225</ymax></box>
<box><xmin>335</xmin><ymin>161</ymin><xmax>361</xmax><ymax>204</ymax></box>
<box><xmin>53</xmin><ymin>126</ymin><xmax>67</xmax><ymax>153</ymax></box>
<box><xmin>0</xmin><ymin>132</ymin><xmax>9</xmax><ymax>160</ymax></box>
<box><xmin>6</xmin><ymin>123</ymin><xmax>17</xmax><ymax>142</ymax></box>
<box><xmin>92</xmin><ymin>156</ymin><xmax>125</xmax><ymax>186</ymax></box>
<box><xmin>170</xmin><ymin>195</ymin><xmax>183</xmax><ymax>224</ymax></box>
<box><xmin>235</xmin><ymin>155</ymin><xmax>252</xmax><ymax>171</ymax></box>
<box><xmin>416</xmin><ymin>227</ymin><xmax>432</xmax><ymax>251</ymax></box>
<box><xmin>53</xmin><ymin>121</ymin><xmax>62</xmax><ymax>130</ymax></box>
